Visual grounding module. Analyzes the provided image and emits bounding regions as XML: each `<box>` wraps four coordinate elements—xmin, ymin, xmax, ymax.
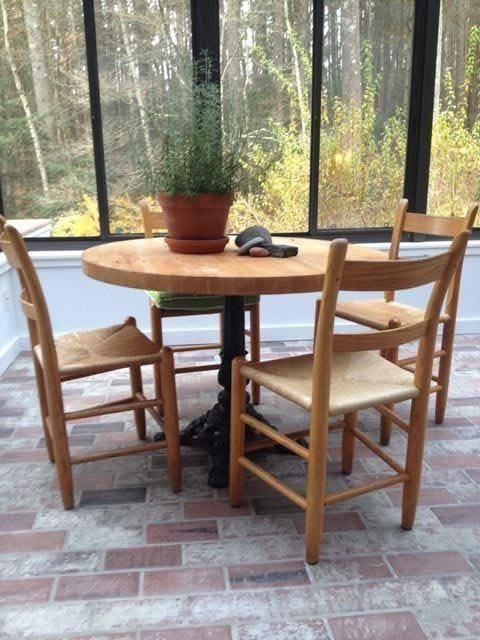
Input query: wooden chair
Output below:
<box><xmin>325</xmin><ymin>200</ymin><xmax>478</xmax><ymax>443</ymax></box>
<box><xmin>139</xmin><ymin>199</ymin><xmax>261</xmax><ymax>404</ymax></box>
<box><xmin>0</xmin><ymin>216</ymin><xmax>181</xmax><ymax>510</ymax></box>
<box><xmin>230</xmin><ymin>231</ymin><xmax>470</xmax><ymax>564</ymax></box>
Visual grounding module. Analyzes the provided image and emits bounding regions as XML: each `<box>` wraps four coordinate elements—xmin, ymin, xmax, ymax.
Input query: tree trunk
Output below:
<box><xmin>117</xmin><ymin>0</ymin><xmax>154</xmax><ymax>163</ymax></box>
<box><xmin>341</xmin><ymin>0</ymin><xmax>362</xmax><ymax>106</ymax></box>
<box><xmin>1</xmin><ymin>0</ymin><xmax>49</xmax><ymax>193</ymax></box>
<box><xmin>284</xmin><ymin>0</ymin><xmax>307</xmax><ymax>137</ymax></box>
<box><xmin>222</xmin><ymin>0</ymin><xmax>244</xmax><ymax>113</ymax></box>
<box><xmin>22</xmin><ymin>0</ymin><xmax>55</xmax><ymax>141</ymax></box>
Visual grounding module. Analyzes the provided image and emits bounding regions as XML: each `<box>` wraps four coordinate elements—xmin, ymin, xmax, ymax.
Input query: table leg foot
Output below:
<box><xmin>179</xmin><ymin>390</ymin><xmax>273</xmax><ymax>488</ymax></box>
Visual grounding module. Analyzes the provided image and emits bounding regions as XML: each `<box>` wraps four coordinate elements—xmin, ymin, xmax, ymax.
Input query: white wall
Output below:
<box><xmin>1</xmin><ymin>240</ymin><xmax>479</xmax><ymax>375</ymax></box>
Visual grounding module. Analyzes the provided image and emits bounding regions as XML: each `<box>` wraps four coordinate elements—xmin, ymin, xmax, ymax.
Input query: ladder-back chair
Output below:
<box><xmin>0</xmin><ymin>217</ymin><xmax>180</xmax><ymax>509</ymax></box>
<box><xmin>139</xmin><ymin>199</ymin><xmax>261</xmax><ymax>404</ymax></box>
<box><xmin>230</xmin><ymin>232</ymin><xmax>470</xmax><ymax>564</ymax></box>
<box><xmin>331</xmin><ymin>199</ymin><xmax>478</xmax><ymax>443</ymax></box>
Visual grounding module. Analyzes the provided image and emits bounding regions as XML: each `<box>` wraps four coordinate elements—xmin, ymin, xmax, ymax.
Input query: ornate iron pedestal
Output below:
<box><xmin>180</xmin><ymin>295</ymin><xmax>265</xmax><ymax>488</ymax></box>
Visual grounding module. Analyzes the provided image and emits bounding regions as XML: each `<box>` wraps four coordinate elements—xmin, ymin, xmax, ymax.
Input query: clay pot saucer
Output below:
<box><xmin>165</xmin><ymin>235</ymin><xmax>229</xmax><ymax>254</ymax></box>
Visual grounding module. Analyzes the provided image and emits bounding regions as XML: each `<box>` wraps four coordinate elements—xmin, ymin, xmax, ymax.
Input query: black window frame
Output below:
<box><xmin>1</xmin><ymin>0</ymin><xmax>477</xmax><ymax>250</ymax></box>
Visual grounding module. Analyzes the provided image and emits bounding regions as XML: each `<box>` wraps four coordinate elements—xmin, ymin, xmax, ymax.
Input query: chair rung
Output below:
<box><xmin>65</xmin><ymin>397</ymin><xmax>161</xmax><ymax>421</ymax></box>
<box><xmin>375</xmin><ymin>404</ymin><xmax>410</xmax><ymax>433</ymax></box>
<box><xmin>134</xmin><ymin>392</ymin><xmax>164</xmax><ymax>427</ymax></box>
<box><xmin>239</xmin><ymin>456</ymin><xmax>307</xmax><ymax>510</ymax></box>
<box><xmin>325</xmin><ymin>472</ymin><xmax>409</xmax><ymax>506</ymax></box>
<box><xmin>398</xmin><ymin>349</ymin><xmax>446</xmax><ymax>367</ymax></box>
<box><xmin>245</xmin><ymin>428</ymin><xmax>310</xmax><ymax>453</ymax></box>
<box><xmin>244</xmin><ymin>420</ymin><xmax>345</xmax><ymax>454</ymax></box>
<box><xmin>330</xmin><ymin>419</ymin><xmax>347</xmax><ymax>431</ymax></box>
<box><xmin>175</xmin><ymin>363</ymin><xmax>220</xmax><ymax>374</ymax></box>
<box><xmin>171</xmin><ymin>343</ymin><xmax>221</xmax><ymax>353</ymax></box>
<box><xmin>71</xmin><ymin>440</ymin><xmax>168</xmax><ymax>464</ymax></box>
<box><xmin>241</xmin><ymin>413</ymin><xmax>310</xmax><ymax>460</ymax></box>
<box><xmin>352</xmin><ymin>427</ymin><xmax>405</xmax><ymax>473</ymax></box>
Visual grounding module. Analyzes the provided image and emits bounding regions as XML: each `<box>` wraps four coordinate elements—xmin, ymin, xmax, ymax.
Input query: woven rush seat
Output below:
<box><xmin>335</xmin><ymin>298</ymin><xmax>449</xmax><ymax>331</ymax></box>
<box><xmin>34</xmin><ymin>323</ymin><xmax>160</xmax><ymax>378</ymax></box>
<box><xmin>148</xmin><ymin>291</ymin><xmax>260</xmax><ymax>312</ymax></box>
<box><xmin>240</xmin><ymin>351</ymin><xmax>419</xmax><ymax>416</ymax></box>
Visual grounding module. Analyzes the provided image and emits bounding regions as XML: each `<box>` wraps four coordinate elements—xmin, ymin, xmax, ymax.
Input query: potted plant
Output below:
<box><xmin>146</xmin><ymin>69</ymin><xmax>245</xmax><ymax>254</ymax></box>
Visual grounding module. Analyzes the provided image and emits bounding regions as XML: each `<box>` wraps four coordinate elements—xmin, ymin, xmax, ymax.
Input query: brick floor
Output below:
<box><xmin>0</xmin><ymin>339</ymin><xmax>479</xmax><ymax>638</ymax></box>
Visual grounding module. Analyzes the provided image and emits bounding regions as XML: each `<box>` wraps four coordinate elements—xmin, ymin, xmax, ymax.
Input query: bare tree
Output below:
<box><xmin>22</xmin><ymin>0</ymin><xmax>54</xmax><ymax>140</ymax></box>
<box><xmin>341</xmin><ymin>0</ymin><xmax>362</xmax><ymax>106</ymax></box>
<box><xmin>1</xmin><ymin>0</ymin><xmax>49</xmax><ymax>193</ymax></box>
<box><xmin>117</xmin><ymin>0</ymin><xmax>154</xmax><ymax>163</ymax></box>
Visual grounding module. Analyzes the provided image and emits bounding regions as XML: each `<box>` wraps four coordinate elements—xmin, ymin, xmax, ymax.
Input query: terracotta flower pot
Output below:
<box><xmin>157</xmin><ymin>192</ymin><xmax>233</xmax><ymax>254</ymax></box>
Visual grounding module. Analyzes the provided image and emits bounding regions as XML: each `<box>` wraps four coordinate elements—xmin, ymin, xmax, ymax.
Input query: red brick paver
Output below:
<box><xmin>105</xmin><ymin>546</ymin><xmax>182</xmax><ymax>570</ymax></box>
<box><xmin>329</xmin><ymin>611</ymin><xmax>426</xmax><ymax>640</ymax></box>
<box><xmin>0</xmin><ymin>339</ymin><xmax>479</xmax><ymax>638</ymax></box>
<box><xmin>56</xmin><ymin>572</ymin><xmax>139</xmax><ymax>600</ymax></box>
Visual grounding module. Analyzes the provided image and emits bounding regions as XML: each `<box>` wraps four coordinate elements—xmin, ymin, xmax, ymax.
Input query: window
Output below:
<box><xmin>1</xmin><ymin>0</ymin><xmax>478</xmax><ymax>243</ymax></box>
<box><xmin>0</xmin><ymin>0</ymin><xmax>99</xmax><ymax>236</ymax></box>
<box><xmin>318</xmin><ymin>0</ymin><xmax>414</xmax><ymax>229</ymax></box>
<box><xmin>221</xmin><ymin>0</ymin><xmax>313</xmax><ymax>233</ymax></box>
<box><xmin>95</xmin><ymin>0</ymin><xmax>192</xmax><ymax>235</ymax></box>
<box><xmin>428</xmin><ymin>1</ymin><xmax>480</xmax><ymax>223</ymax></box>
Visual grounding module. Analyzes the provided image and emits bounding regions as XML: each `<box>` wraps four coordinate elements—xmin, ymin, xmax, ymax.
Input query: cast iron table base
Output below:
<box><xmin>180</xmin><ymin>295</ymin><xmax>263</xmax><ymax>488</ymax></box>
<box><xmin>155</xmin><ymin>295</ymin><xmax>307</xmax><ymax>487</ymax></box>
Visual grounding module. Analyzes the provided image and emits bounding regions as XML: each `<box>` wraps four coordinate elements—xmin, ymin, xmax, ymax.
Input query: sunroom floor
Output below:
<box><xmin>0</xmin><ymin>337</ymin><xmax>479</xmax><ymax>640</ymax></box>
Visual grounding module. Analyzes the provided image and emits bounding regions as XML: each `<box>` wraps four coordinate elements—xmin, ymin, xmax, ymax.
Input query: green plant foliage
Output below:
<box><xmin>145</xmin><ymin>61</ymin><xmax>247</xmax><ymax>196</ymax></box>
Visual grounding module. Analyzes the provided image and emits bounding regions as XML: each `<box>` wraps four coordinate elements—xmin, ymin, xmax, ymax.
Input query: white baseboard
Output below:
<box><xmin>0</xmin><ymin>337</ymin><xmax>23</xmax><ymax>376</ymax></box>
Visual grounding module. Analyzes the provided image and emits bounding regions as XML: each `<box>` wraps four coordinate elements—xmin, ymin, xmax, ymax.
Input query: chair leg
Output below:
<box><xmin>130</xmin><ymin>366</ymin><xmax>147</xmax><ymax>440</ymax></box>
<box><xmin>150</xmin><ymin>304</ymin><xmax>164</xmax><ymax>415</ymax></box>
<box><xmin>230</xmin><ymin>357</ymin><xmax>247</xmax><ymax>506</ymax></box>
<box><xmin>51</xmin><ymin>415</ymin><xmax>74</xmax><ymax>510</ymax></box>
<box><xmin>435</xmin><ymin>320</ymin><xmax>455</xmax><ymax>425</ymax></box>
<box><xmin>313</xmin><ymin>298</ymin><xmax>321</xmax><ymax>350</ymax></box>
<box><xmin>160</xmin><ymin>347</ymin><xmax>181</xmax><ymax>493</ymax></box>
<box><xmin>249</xmin><ymin>304</ymin><xmax>261</xmax><ymax>405</ymax></box>
<box><xmin>401</xmin><ymin>397</ymin><xmax>428</xmax><ymax>530</ymax></box>
<box><xmin>305</xmin><ymin>416</ymin><xmax>329</xmax><ymax>565</ymax></box>
<box><xmin>219</xmin><ymin>311</ymin><xmax>224</xmax><ymax>345</ymax></box>
<box><xmin>380</xmin><ymin>346</ymin><xmax>399</xmax><ymax>446</ymax></box>
<box><xmin>341</xmin><ymin>412</ymin><xmax>356</xmax><ymax>475</ymax></box>
<box><xmin>33</xmin><ymin>359</ymin><xmax>55</xmax><ymax>462</ymax></box>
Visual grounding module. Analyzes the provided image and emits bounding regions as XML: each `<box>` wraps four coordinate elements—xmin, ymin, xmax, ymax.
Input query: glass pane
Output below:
<box><xmin>318</xmin><ymin>0</ymin><xmax>414</xmax><ymax>229</ymax></box>
<box><xmin>221</xmin><ymin>0</ymin><xmax>313</xmax><ymax>233</ymax></box>
<box><xmin>95</xmin><ymin>0</ymin><xmax>191</xmax><ymax>234</ymax></box>
<box><xmin>0</xmin><ymin>0</ymin><xmax>99</xmax><ymax>237</ymax></box>
<box><xmin>428</xmin><ymin>2</ymin><xmax>480</xmax><ymax>224</ymax></box>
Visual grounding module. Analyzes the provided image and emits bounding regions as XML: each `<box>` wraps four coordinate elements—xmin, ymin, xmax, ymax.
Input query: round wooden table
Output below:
<box><xmin>83</xmin><ymin>236</ymin><xmax>386</xmax><ymax>487</ymax></box>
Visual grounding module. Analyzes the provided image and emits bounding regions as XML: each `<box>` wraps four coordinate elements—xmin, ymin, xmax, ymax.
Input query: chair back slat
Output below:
<box><xmin>386</xmin><ymin>201</ymin><xmax>478</xmax><ymax>308</ymax></box>
<box><xmin>0</xmin><ymin>233</ymin><xmax>24</xmax><ymax>269</ymax></box>
<box><xmin>340</xmin><ymin>251</ymin><xmax>451</xmax><ymax>292</ymax></box>
<box><xmin>333</xmin><ymin>321</ymin><xmax>429</xmax><ymax>353</ymax></box>
<box><xmin>403</xmin><ymin>210</ymin><xmax>476</xmax><ymax>237</ymax></box>
<box><xmin>20</xmin><ymin>290</ymin><xmax>37</xmax><ymax>320</ymax></box>
<box><xmin>139</xmin><ymin>199</ymin><xmax>166</xmax><ymax>239</ymax></box>
<box><xmin>331</xmin><ymin>231</ymin><xmax>470</xmax><ymax>365</ymax></box>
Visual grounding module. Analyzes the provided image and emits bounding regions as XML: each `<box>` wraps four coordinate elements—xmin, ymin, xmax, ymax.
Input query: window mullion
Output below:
<box><xmin>403</xmin><ymin>0</ymin><xmax>441</xmax><ymax>220</ymax></box>
<box><xmin>190</xmin><ymin>0</ymin><xmax>220</xmax><ymax>83</ymax></box>
<box><xmin>83</xmin><ymin>0</ymin><xmax>110</xmax><ymax>239</ymax></box>
<box><xmin>309</xmin><ymin>0</ymin><xmax>324</xmax><ymax>235</ymax></box>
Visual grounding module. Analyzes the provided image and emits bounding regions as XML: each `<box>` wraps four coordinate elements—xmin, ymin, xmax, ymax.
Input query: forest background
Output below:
<box><xmin>1</xmin><ymin>0</ymin><xmax>480</xmax><ymax>236</ymax></box>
